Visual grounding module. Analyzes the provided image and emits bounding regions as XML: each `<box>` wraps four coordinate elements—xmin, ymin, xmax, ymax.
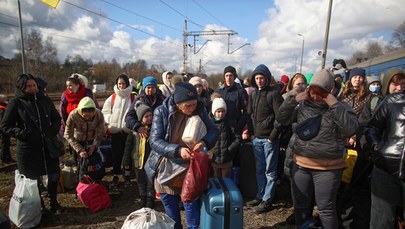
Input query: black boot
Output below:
<box><xmin>48</xmin><ymin>181</ymin><xmax>63</xmax><ymax>214</ymax></box>
<box><xmin>146</xmin><ymin>196</ymin><xmax>155</xmax><ymax>209</ymax></box>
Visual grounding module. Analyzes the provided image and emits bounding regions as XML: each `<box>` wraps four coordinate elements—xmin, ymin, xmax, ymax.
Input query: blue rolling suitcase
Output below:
<box><xmin>200</xmin><ymin>177</ymin><xmax>243</xmax><ymax>229</ymax></box>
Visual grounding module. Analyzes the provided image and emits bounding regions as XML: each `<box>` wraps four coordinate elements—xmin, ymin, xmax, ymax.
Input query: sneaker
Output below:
<box><xmin>124</xmin><ymin>176</ymin><xmax>131</xmax><ymax>187</ymax></box>
<box><xmin>246</xmin><ymin>198</ymin><xmax>261</xmax><ymax>207</ymax></box>
<box><xmin>109</xmin><ymin>176</ymin><xmax>119</xmax><ymax>189</ymax></box>
<box><xmin>254</xmin><ymin>201</ymin><xmax>272</xmax><ymax>214</ymax></box>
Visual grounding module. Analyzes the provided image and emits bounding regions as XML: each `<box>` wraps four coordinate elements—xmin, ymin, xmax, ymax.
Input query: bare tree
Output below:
<box><xmin>366</xmin><ymin>41</ymin><xmax>383</xmax><ymax>58</ymax></box>
<box><xmin>26</xmin><ymin>30</ymin><xmax>44</xmax><ymax>76</ymax></box>
<box><xmin>391</xmin><ymin>21</ymin><xmax>405</xmax><ymax>48</ymax></box>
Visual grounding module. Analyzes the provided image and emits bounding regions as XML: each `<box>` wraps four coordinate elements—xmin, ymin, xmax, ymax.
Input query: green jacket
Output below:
<box><xmin>122</xmin><ymin>129</ymin><xmax>151</xmax><ymax>169</ymax></box>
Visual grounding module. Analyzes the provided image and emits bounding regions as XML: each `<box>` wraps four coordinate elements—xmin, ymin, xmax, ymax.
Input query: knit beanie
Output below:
<box><xmin>224</xmin><ymin>65</ymin><xmax>238</xmax><ymax>78</ymax></box>
<box><xmin>305</xmin><ymin>73</ymin><xmax>314</xmax><ymax>84</ymax></box>
<box><xmin>349</xmin><ymin>67</ymin><xmax>366</xmax><ymax>79</ymax></box>
<box><xmin>136</xmin><ymin>104</ymin><xmax>152</xmax><ymax>121</ymax></box>
<box><xmin>188</xmin><ymin>76</ymin><xmax>203</xmax><ymax>86</ymax></box>
<box><xmin>367</xmin><ymin>75</ymin><xmax>381</xmax><ymax>86</ymax></box>
<box><xmin>309</xmin><ymin>69</ymin><xmax>334</xmax><ymax>92</ymax></box>
<box><xmin>173</xmin><ymin>82</ymin><xmax>198</xmax><ymax>104</ymax></box>
<box><xmin>142</xmin><ymin>76</ymin><xmax>158</xmax><ymax>90</ymax></box>
<box><xmin>280</xmin><ymin>75</ymin><xmax>289</xmax><ymax>84</ymax></box>
<box><xmin>211</xmin><ymin>97</ymin><xmax>227</xmax><ymax>116</ymax></box>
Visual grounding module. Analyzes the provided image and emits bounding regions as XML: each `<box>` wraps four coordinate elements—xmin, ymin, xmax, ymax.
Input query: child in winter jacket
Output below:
<box><xmin>210</xmin><ymin>93</ymin><xmax>241</xmax><ymax>178</ymax></box>
<box><xmin>122</xmin><ymin>104</ymin><xmax>155</xmax><ymax>208</ymax></box>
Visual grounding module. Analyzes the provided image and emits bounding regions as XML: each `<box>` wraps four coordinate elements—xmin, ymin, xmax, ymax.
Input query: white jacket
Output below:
<box><xmin>102</xmin><ymin>85</ymin><xmax>133</xmax><ymax>133</ymax></box>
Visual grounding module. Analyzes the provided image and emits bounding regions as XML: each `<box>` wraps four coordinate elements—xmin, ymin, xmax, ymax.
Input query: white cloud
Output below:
<box><xmin>0</xmin><ymin>0</ymin><xmax>403</xmax><ymax>79</ymax></box>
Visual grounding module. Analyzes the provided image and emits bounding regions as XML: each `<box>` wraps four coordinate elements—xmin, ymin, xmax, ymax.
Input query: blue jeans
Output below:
<box><xmin>160</xmin><ymin>193</ymin><xmax>200</xmax><ymax>229</ymax></box>
<box><xmin>252</xmin><ymin>138</ymin><xmax>279</xmax><ymax>202</ymax></box>
<box><xmin>370</xmin><ymin>166</ymin><xmax>405</xmax><ymax>229</ymax></box>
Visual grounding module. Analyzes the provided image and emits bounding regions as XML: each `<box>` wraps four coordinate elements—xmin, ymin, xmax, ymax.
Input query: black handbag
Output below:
<box><xmin>295</xmin><ymin>114</ymin><xmax>322</xmax><ymax>141</ymax></box>
<box><xmin>44</xmin><ymin>136</ymin><xmax>65</xmax><ymax>159</ymax></box>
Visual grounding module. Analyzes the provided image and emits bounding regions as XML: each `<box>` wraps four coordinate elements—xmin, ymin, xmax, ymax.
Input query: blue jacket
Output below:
<box><xmin>144</xmin><ymin>96</ymin><xmax>219</xmax><ymax>183</ymax></box>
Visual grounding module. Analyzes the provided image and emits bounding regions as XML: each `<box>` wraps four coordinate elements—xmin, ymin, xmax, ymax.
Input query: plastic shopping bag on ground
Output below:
<box><xmin>9</xmin><ymin>170</ymin><xmax>41</xmax><ymax>229</ymax></box>
<box><xmin>121</xmin><ymin>207</ymin><xmax>175</xmax><ymax>229</ymax></box>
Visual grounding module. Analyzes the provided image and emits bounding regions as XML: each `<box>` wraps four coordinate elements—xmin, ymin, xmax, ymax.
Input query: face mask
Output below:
<box><xmin>369</xmin><ymin>85</ymin><xmax>381</xmax><ymax>93</ymax></box>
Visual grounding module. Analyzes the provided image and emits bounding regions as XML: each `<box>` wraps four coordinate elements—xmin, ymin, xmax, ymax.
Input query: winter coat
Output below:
<box><xmin>366</xmin><ymin>91</ymin><xmax>405</xmax><ymax>180</ymax></box>
<box><xmin>159</xmin><ymin>71</ymin><xmax>174</xmax><ymax>98</ymax></box>
<box><xmin>144</xmin><ymin>96</ymin><xmax>219</xmax><ymax>183</ymax></box>
<box><xmin>125</xmin><ymin>90</ymin><xmax>165</xmax><ymax>131</ymax></box>
<box><xmin>248</xmin><ymin>64</ymin><xmax>284</xmax><ymax>138</ymax></box>
<box><xmin>277</xmin><ymin>94</ymin><xmax>359</xmax><ymax>160</ymax></box>
<box><xmin>102</xmin><ymin>85</ymin><xmax>133</xmax><ymax>134</ymax></box>
<box><xmin>64</xmin><ymin>97</ymin><xmax>106</xmax><ymax>153</ymax></box>
<box><xmin>211</xmin><ymin>118</ymin><xmax>240</xmax><ymax>164</ymax></box>
<box><xmin>122</xmin><ymin>129</ymin><xmax>151</xmax><ymax>169</ymax></box>
<box><xmin>2</xmin><ymin>89</ymin><xmax>61</xmax><ymax>179</ymax></box>
<box><xmin>60</xmin><ymin>86</ymin><xmax>99</xmax><ymax>124</ymax></box>
<box><xmin>215</xmin><ymin>83</ymin><xmax>248</xmax><ymax>132</ymax></box>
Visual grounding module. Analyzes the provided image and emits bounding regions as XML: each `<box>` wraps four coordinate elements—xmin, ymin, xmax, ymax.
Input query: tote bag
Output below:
<box><xmin>9</xmin><ymin>170</ymin><xmax>41</xmax><ymax>229</ymax></box>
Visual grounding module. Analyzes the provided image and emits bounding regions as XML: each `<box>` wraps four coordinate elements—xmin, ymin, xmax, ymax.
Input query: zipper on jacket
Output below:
<box><xmin>399</xmin><ymin>146</ymin><xmax>405</xmax><ymax>178</ymax></box>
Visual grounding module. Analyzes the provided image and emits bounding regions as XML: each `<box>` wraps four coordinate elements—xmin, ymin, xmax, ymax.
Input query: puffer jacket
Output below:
<box><xmin>248</xmin><ymin>64</ymin><xmax>284</xmax><ymax>138</ymax></box>
<box><xmin>2</xmin><ymin>89</ymin><xmax>61</xmax><ymax>179</ymax></box>
<box><xmin>102</xmin><ymin>84</ymin><xmax>133</xmax><ymax>133</ymax></box>
<box><xmin>211</xmin><ymin>118</ymin><xmax>240</xmax><ymax>164</ymax></box>
<box><xmin>64</xmin><ymin>97</ymin><xmax>106</xmax><ymax>153</ymax></box>
<box><xmin>122</xmin><ymin>129</ymin><xmax>151</xmax><ymax>169</ymax></box>
<box><xmin>144</xmin><ymin>96</ymin><xmax>219</xmax><ymax>182</ymax></box>
<box><xmin>277</xmin><ymin>94</ymin><xmax>359</xmax><ymax>159</ymax></box>
<box><xmin>366</xmin><ymin>91</ymin><xmax>405</xmax><ymax>180</ymax></box>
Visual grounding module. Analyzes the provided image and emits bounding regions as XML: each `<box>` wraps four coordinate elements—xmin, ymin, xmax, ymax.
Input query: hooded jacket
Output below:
<box><xmin>2</xmin><ymin>86</ymin><xmax>61</xmax><ymax>179</ymax></box>
<box><xmin>159</xmin><ymin>71</ymin><xmax>174</xmax><ymax>98</ymax></box>
<box><xmin>64</xmin><ymin>97</ymin><xmax>106</xmax><ymax>153</ymax></box>
<box><xmin>381</xmin><ymin>68</ymin><xmax>403</xmax><ymax>96</ymax></box>
<box><xmin>248</xmin><ymin>64</ymin><xmax>284</xmax><ymax>138</ymax></box>
<box><xmin>366</xmin><ymin>91</ymin><xmax>405</xmax><ymax>180</ymax></box>
<box><xmin>144</xmin><ymin>96</ymin><xmax>219</xmax><ymax>183</ymax></box>
<box><xmin>277</xmin><ymin>84</ymin><xmax>359</xmax><ymax>161</ymax></box>
<box><xmin>102</xmin><ymin>84</ymin><xmax>133</xmax><ymax>133</ymax></box>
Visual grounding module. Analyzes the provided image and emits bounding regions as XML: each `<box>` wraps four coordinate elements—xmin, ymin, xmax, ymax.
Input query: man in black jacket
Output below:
<box><xmin>246</xmin><ymin>64</ymin><xmax>284</xmax><ymax>214</ymax></box>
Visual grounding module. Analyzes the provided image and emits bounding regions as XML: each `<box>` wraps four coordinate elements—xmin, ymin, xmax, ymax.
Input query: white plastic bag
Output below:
<box><xmin>121</xmin><ymin>208</ymin><xmax>175</xmax><ymax>229</ymax></box>
<box><xmin>181</xmin><ymin>115</ymin><xmax>207</xmax><ymax>149</ymax></box>
<box><xmin>9</xmin><ymin>170</ymin><xmax>41</xmax><ymax>229</ymax></box>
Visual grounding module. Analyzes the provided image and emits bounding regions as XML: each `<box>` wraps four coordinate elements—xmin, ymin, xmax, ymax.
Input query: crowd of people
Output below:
<box><xmin>0</xmin><ymin>61</ymin><xmax>404</xmax><ymax>229</ymax></box>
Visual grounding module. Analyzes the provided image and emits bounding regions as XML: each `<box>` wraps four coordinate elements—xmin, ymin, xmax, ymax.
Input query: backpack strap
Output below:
<box><xmin>111</xmin><ymin>93</ymin><xmax>135</xmax><ymax>108</ymax></box>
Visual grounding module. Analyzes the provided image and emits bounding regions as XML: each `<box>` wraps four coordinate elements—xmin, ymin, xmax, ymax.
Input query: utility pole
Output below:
<box><xmin>18</xmin><ymin>0</ymin><xmax>27</xmax><ymax>73</ymax></box>
<box><xmin>183</xmin><ymin>19</ymin><xmax>188</xmax><ymax>74</ymax></box>
<box><xmin>321</xmin><ymin>0</ymin><xmax>333</xmax><ymax>69</ymax></box>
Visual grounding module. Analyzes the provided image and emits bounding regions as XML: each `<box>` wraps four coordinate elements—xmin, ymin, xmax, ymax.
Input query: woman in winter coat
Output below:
<box><xmin>277</xmin><ymin>69</ymin><xmax>359</xmax><ymax>228</ymax></box>
<box><xmin>60</xmin><ymin>74</ymin><xmax>99</xmax><ymax>126</ymax></box>
<box><xmin>144</xmin><ymin>82</ymin><xmax>218</xmax><ymax>229</ymax></box>
<box><xmin>102</xmin><ymin>73</ymin><xmax>134</xmax><ymax>188</ymax></box>
<box><xmin>2</xmin><ymin>74</ymin><xmax>63</xmax><ymax>214</ymax></box>
<box><xmin>366</xmin><ymin>68</ymin><xmax>405</xmax><ymax>229</ymax></box>
<box><xmin>159</xmin><ymin>71</ymin><xmax>174</xmax><ymax>98</ymax></box>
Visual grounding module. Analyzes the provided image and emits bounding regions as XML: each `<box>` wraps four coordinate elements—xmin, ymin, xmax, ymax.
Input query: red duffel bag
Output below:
<box><xmin>76</xmin><ymin>175</ymin><xmax>112</xmax><ymax>212</ymax></box>
<box><xmin>180</xmin><ymin>151</ymin><xmax>210</xmax><ymax>203</ymax></box>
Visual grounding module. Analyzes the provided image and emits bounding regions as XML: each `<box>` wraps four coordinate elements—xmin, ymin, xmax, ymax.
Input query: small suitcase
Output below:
<box><xmin>0</xmin><ymin>210</ymin><xmax>11</xmax><ymax>229</ymax></box>
<box><xmin>200</xmin><ymin>177</ymin><xmax>243</xmax><ymax>229</ymax></box>
<box><xmin>238</xmin><ymin>142</ymin><xmax>258</xmax><ymax>198</ymax></box>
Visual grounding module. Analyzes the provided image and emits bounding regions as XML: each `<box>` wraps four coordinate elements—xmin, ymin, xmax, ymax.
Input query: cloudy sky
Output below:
<box><xmin>0</xmin><ymin>0</ymin><xmax>403</xmax><ymax>78</ymax></box>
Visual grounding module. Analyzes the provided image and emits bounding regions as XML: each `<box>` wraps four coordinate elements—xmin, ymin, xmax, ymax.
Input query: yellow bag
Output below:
<box><xmin>342</xmin><ymin>149</ymin><xmax>358</xmax><ymax>184</ymax></box>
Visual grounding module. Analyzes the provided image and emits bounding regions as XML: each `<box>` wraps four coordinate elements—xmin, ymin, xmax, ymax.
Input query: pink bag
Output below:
<box><xmin>76</xmin><ymin>176</ymin><xmax>112</xmax><ymax>212</ymax></box>
<box><xmin>180</xmin><ymin>151</ymin><xmax>210</xmax><ymax>203</ymax></box>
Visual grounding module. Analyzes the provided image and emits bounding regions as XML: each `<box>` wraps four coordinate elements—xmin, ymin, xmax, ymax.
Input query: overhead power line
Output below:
<box><xmin>99</xmin><ymin>0</ymin><xmax>181</xmax><ymax>32</ymax></box>
<box><xmin>191</xmin><ymin>0</ymin><xmax>229</xmax><ymax>29</ymax></box>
